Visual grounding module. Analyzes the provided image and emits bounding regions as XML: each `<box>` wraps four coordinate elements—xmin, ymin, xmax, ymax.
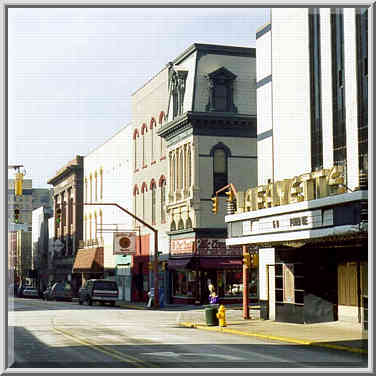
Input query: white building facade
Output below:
<box><xmin>73</xmin><ymin>124</ymin><xmax>134</xmax><ymax>301</ymax></box>
<box><xmin>226</xmin><ymin>8</ymin><xmax>368</xmax><ymax>325</ymax></box>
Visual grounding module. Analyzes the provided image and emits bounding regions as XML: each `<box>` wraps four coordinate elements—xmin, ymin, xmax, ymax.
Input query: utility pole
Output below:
<box><xmin>84</xmin><ymin>203</ymin><xmax>160</xmax><ymax>308</ymax></box>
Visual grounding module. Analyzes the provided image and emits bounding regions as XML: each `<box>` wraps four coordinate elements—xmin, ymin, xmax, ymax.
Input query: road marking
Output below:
<box><xmin>52</xmin><ymin>321</ymin><xmax>157</xmax><ymax>367</ymax></box>
<box><xmin>142</xmin><ymin>351</ymin><xmax>244</xmax><ymax>361</ymax></box>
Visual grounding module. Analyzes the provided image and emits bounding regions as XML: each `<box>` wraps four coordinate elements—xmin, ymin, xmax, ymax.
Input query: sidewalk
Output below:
<box><xmin>114</xmin><ymin>301</ymin><xmax>367</xmax><ymax>354</ymax></box>
<box><xmin>179</xmin><ymin>312</ymin><xmax>368</xmax><ymax>355</ymax></box>
<box><xmin>115</xmin><ymin>301</ymin><xmax>368</xmax><ymax>355</ymax></box>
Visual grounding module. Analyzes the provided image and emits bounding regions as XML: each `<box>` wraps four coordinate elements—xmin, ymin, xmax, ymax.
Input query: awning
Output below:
<box><xmin>198</xmin><ymin>257</ymin><xmax>242</xmax><ymax>270</ymax></box>
<box><xmin>72</xmin><ymin>247</ymin><xmax>104</xmax><ymax>273</ymax></box>
<box><xmin>167</xmin><ymin>258</ymin><xmax>192</xmax><ymax>270</ymax></box>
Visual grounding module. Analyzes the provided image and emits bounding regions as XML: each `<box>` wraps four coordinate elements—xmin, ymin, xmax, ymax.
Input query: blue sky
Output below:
<box><xmin>8</xmin><ymin>7</ymin><xmax>269</xmax><ymax>187</ymax></box>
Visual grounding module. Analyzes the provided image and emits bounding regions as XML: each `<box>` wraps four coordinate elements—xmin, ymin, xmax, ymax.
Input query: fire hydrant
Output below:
<box><xmin>216</xmin><ymin>305</ymin><xmax>227</xmax><ymax>327</ymax></box>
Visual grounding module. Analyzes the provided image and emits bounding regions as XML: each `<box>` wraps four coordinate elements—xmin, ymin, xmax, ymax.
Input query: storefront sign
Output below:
<box><xmin>197</xmin><ymin>238</ymin><xmax>242</xmax><ymax>256</ymax></box>
<box><xmin>113</xmin><ymin>232</ymin><xmax>136</xmax><ymax>255</ymax></box>
<box><xmin>236</xmin><ymin>165</ymin><xmax>345</xmax><ymax>214</ymax></box>
<box><xmin>242</xmin><ymin>209</ymin><xmax>333</xmax><ymax>236</ymax></box>
<box><xmin>170</xmin><ymin>238</ymin><xmax>195</xmax><ymax>256</ymax></box>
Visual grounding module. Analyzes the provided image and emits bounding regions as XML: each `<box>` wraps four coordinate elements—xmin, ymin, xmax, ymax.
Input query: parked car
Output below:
<box><xmin>17</xmin><ymin>284</ymin><xmax>29</xmax><ymax>298</ymax></box>
<box><xmin>48</xmin><ymin>282</ymin><xmax>73</xmax><ymax>302</ymax></box>
<box><xmin>22</xmin><ymin>287</ymin><xmax>39</xmax><ymax>299</ymax></box>
<box><xmin>78</xmin><ymin>279</ymin><xmax>118</xmax><ymax>306</ymax></box>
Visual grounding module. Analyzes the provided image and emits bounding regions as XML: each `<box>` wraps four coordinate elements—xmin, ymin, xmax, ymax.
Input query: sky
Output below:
<box><xmin>8</xmin><ymin>6</ymin><xmax>269</xmax><ymax>188</ymax></box>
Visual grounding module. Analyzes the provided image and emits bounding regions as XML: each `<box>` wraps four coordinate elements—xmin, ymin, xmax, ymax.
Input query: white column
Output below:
<box><xmin>320</xmin><ymin>8</ymin><xmax>334</xmax><ymax>169</ymax></box>
<box><xmin>343</xmin><ymin>8</ymin><xmax>359</xmax><ymax>190</ymax></box>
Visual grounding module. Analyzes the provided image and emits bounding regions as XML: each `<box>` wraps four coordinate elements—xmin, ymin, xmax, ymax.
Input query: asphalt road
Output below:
<box><xmin>8</xmin><ymin>297</ymin><xmax>368</xmax><ymax>369</ymax></box>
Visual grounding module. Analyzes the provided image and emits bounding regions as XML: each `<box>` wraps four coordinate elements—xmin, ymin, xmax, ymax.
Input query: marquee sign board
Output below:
<box><xmin>113</xmin><ymin>232</ymin><xmax>136</xmax><ymax>255</ymax></box>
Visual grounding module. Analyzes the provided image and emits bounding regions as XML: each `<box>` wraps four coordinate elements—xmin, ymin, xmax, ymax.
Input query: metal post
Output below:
<box><xmin>242</xmin><ymin>245</ymin><xmax>249</xmax><ymax>320</ymax></box>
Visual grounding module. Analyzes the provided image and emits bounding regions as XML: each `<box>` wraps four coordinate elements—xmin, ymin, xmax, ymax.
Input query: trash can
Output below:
<box><xmin>203</xmin><ymin>304</ymin><xmax>219</xmax><ymax>326</ymax></box>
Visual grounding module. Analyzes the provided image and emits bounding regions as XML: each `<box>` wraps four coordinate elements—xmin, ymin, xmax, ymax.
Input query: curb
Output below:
<box><xmin>180</xmin><ymin>322</ymin><xmax>367</xmax><ymax>355</ymax></box>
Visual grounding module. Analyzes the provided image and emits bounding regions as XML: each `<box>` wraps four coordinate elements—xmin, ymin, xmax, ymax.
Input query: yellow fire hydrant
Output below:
<box><xmin>216</xmin><ymin>305</ymin><xmax>227</xmax><ymax>327</ymax></box>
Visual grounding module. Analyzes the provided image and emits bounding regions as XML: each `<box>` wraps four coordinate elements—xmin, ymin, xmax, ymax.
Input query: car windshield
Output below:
<box><xmin>94</xmin><ymin>281</ymin><xmax>117</xmax><ymax>290</ymax></box>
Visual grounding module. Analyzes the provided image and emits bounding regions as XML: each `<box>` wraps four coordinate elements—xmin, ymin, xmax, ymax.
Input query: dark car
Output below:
<box><xmin>22</xmin><ymin>287</ymin><xmax>39</xmax><ymax>299</ymax></box>
<box><xmin>78</xmin><ymin>279</ymin><xmax>118</xmax><ymax>306</ymax></box>
<box><xmin>49</xmin><ymin>282</ymin><xmax>73</xmax><ymax>301</ymax></box>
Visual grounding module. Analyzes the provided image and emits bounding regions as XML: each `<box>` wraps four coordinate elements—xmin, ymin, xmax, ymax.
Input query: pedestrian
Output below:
<box><xmin>208</xmin><ymin>283</ymin><xmax>218</xmax><ymax>304</ymax></box>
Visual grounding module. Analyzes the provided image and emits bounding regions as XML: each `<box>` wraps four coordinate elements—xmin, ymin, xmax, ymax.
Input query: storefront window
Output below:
<box><xmin>172</xmin><ymin>270</ymin><xmax>197</xmax><ymax>297</ymax></box>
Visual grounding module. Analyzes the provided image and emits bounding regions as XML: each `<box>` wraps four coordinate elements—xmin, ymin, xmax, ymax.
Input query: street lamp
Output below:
<box><xmin>84</xmin><ymin>203</ymin><xmax>160</xmax><ymax>308</ymax></box>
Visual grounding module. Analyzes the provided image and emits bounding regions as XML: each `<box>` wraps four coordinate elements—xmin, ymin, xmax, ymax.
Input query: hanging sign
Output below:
<box><xmin>113</xmin><ymin>232</ymin><xmax>136</xmax><ymax>255</ymax></box>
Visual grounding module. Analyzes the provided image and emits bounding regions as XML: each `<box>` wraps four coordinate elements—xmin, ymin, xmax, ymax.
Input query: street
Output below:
<box><xmin>8</xmin><ymin>297</ymin><xmax>367</xmax><ymax>369</ymax></box>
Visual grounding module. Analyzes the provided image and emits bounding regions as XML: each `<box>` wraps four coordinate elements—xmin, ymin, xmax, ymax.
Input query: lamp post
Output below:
<box><xmin>84</xmin><ymin>203</ymin><xmax>159</xmax><ymax>308</ymax></box>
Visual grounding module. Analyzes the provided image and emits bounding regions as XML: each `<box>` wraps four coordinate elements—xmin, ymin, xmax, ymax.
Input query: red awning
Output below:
<box><xmin>198</xmin><ymin>257</ymin><xmax>242</xmax><ymax>270</ymax></box>
<box><xmin>167</xmin><ymin>258</ymin><xmax>192</xmax><ymax>270</ymax></box>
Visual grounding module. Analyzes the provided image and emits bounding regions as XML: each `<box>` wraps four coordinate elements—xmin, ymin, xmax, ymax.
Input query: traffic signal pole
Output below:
<box><xmin>242</xmin><ymin>245</ymin><xmax>250</xmax><ymax>320</ymax></box>
<box><xmin>84</xmin><ymin>202</ymin><xmax>159</xmax><ymax>308</ymax></box>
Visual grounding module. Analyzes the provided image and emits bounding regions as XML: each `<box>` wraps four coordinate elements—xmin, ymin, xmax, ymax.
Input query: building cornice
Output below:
<box><xmin>157</xmin><ymin>111</ymin><xmax>257</xmax><ymax>142</ymax></box>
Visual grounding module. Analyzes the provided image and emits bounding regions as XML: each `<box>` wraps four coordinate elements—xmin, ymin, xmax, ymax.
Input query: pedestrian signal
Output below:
<box><xmin>211</xmin><ymin>196</ymin><xmax>218</xmax><ymax>214</ymax></box>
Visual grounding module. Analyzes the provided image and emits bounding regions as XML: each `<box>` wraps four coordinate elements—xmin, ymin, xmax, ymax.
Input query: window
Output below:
<box><xmin>99</xmin><ymin>168</ymin><xmax>103</xmax><ymax>200</ymax></box>
<box><xmin>141</xmin><ymin>124</ymin><xmax>147</xmax><ymax>167</ymax></box>
<box><xmin>211</xmin><ymin>143</ymin><xmax>230</xmax><ymax>194</ymax></box>
<box><xmin>94</xmin><ymin>211</ymin><xmax>97</xmax><ymax>240</ymax></box>
<box><xmin>150</xmin><ymin>119</ymin><xmax>155</xmax><ymax>162</ymax></box>
<box><xmin>89</xmin><ymin>213</ymin><xmax>92</xmax><ymax>241</ymax></box>
<box><xmin>133</xmin><ymin>129</ymin><xmax>139</xmax><ymax>170</ymax></box>
<box><xmin>206</xmin><ymin>67</ymin><xmax>237</xmax><ymax>113</ymax></box>
<box><xmin>185</xmin><ymin>145</ymin><xmax>192</xmax><ymax>190</ymax></box>
<box><xmin>151</xmin><ymin>181</ymin><xmax>156</xmax><ymax>225</ymax></box>
<box><xmin>309</xmin><ymin>8</ymin><xmax>323</xmax><ymax>171</ymax></box>
<box><xmin>84</xmin><ymin>178</ymin><xmax>88</xmax><ymax>203</ymax></box>
<box><xmin>178</xmin><ymin>151</ymin><xmax>184</xmax><ymax>190</ymax></box>
<box><xmin>89</xmin><ymin>174</ymin><xmax>93</xmax><ymax>202</ymax></box>
<box><xmin>99</xmin><ymin>209</ymin><xmax>103</xmax><ymax>241</ymax></box>
<box><xmin>84</xmin><ymin>215</ymin><xmax>87</xmax><ymax>242</ymax></box>
<box><xmin>94</xmin><ymin>171</ymin><xmax>98</xmax><ymax>201</ymax></box>
<box><xmin>160</xmin><ymin>177</ymin><xmax>166</xmax><ymax>224</ymax></box>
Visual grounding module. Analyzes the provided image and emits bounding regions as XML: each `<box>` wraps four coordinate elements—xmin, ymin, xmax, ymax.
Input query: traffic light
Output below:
<box><xmin>225</xmin><ymin>190</ymin><xmax>234</xmax><ymax>202</ymax></box>
<box><xmin>14</xmin><ymin>208</ymin><xmax>20</xmax><ymax>224</ymax></box>
<box><xmin>211</xmin><ymin>196</ymin><xmax>218</xmax><ymax>214</ymax></box>
<box><xmin>15</xmin><ymin>172</ymin><xmax>24</xmax><ymax>196</ymax></box>
<box><xmin>242</xmin><ymin>254</ymin><xmax>251</xmax><ymax>267</ymax></box>
<box><xmin>56</xmin><ymin>207</ymin><xmax>62</xmax><ymax>225</ymax></box>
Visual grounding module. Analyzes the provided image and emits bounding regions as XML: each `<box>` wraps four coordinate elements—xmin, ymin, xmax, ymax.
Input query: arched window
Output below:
<box><xmin>94</xmin><ymin>171</ymin><xmax>98</xmax><ymax>201</ymax></box>
<box><xmin>84</xmin><ymin>178</ymin><xmax>88</xmax><ymax>204</ymax></box>
<box><xmin>89</xmin><ymin>173</ymin><xmax>93</xmax><ymax>202</ymax></box>
<box><xmin>171</xmin><ymin>153</ymin><xmax>176</xmax><ymax>193</ymax></box>
<box><xmin>150</xmin><ymin>118</ymin><xmax>156</xmax><ymax>163</ymax></box>
<box><xmin>150</xmin><ymin>180</ymin><xmax>156</xmax><ymax>225</ymax></box>
<box><xmin>141</xmin><ymin>182</ymin><xmax>147</xmax><ymax>220</ymax></box>
<box><xmin>170</xmin><ymin>220</ymin><xmax>176</xmax><ymax>232</ymax></box>
<box><xmin>99</xmin><ymin>209</ymin><xmax>103</xmax><ymax>242</ymax></box>
<box><xmin>133</xmin><ymin>185</ymin><xmax>139</xmax><ymax>226</ymax></box>
<box><xmin>159</xmin><ymin>176</ymin><xmax>166</xmax><ymax>224</ymax></box>
<box><xmin>211</xmin><ymin>143</ymin><xmax>231</xmax><ymax>195</ymax></box>
<box><xmin>186</xmin><ymin>217</ymin><xmax>192</xmax><ymax>229</ymax></box>
<box><xmin>179</xmin><ymin>151</ymin><xmax>184</xmax><ymax>190</ymax></box>
<box><xmin>133</xmin><ymin>128</ymin><xmax>139</xmax><ymax>170</ymax></box>
<box><xmin>89</xmin><ymin>213</ymin><xmax>92</xmax><ymax>241</ymax></box>
<box><xmin>94</xmin><ymin>211</ymin><xmax>97</xmax><ymax>240</ymax></box>
<box><xmin>186</xmin><ymin>145</ymin><xmax>192</xmax><ymax>189</ymax></box>
<box><xmin>159</xmin><ymin>111</ymin><xmax>165</xmax><ymax>158</ymax></box>
<box><xmin>178</xmin><ymin>218</ymin><xmax>184</xmax><ymax>230</ymax></box>
<box><xmin>141</xmin><ymin>123</ymin><xmax>147</xmax><ymax>167</ymax></box>
<box><xmin>99</xmin><ymin>167</ymin><xmax>103</xmax><ymax>200</ymax></box>
<box><xmin>84</xmin><ymin>215</ymin><xmax>87</xmax><ymax>243</ymax></box>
